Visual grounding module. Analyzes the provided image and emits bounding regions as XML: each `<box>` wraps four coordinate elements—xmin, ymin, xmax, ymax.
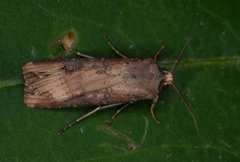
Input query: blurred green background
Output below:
<box><xmin>0</xmin><ymin>0</ymin><xmax>239</xmax><ymax>161</ymax></box>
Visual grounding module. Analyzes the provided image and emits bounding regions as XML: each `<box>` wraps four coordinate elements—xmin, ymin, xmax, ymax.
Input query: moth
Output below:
<box><xmin>23</xmin><ymin>31</ymin><xmax>198</xmax><ymax>135</ymax></box>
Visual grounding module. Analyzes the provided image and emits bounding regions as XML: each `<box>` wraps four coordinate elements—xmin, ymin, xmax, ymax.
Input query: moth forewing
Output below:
<box><xmin>23</xmin><ymin>58</ymin><xmax>165</xmax><ymax>109</ymax></box>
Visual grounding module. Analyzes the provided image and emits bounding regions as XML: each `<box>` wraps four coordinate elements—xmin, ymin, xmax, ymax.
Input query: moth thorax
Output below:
<box><xmin>163</xmin><ymin>72</ymin><xmax>174</xmax><ymax>86</ymax></box>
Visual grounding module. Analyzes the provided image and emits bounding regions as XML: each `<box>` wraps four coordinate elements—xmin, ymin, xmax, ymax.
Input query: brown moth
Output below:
<box><xmin>23</xmin><ymin>58</ymin><xmax>170</xmax><ymax>108</ymax></box>
<box><xmin>23</xmin><ymin>32</ymin><xmax>197</xmax><ymax>135</ymax></box>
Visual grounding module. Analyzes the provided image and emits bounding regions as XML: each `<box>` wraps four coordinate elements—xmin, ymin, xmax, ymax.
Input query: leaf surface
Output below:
<box><xmin>0</xmin><ymin>0</ymin><xmax>239</xmax><ymax>161</ymax></box>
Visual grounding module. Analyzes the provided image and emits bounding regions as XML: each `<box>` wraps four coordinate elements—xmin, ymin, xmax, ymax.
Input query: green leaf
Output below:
<box><xmin>0</xmin><ymin>0</ymin><xmax>239</xmax><ymax>161</ymax></box>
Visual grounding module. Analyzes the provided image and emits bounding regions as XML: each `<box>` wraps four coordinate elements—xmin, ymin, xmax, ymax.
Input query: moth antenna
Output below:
<box><xmin>171</xmin><ymin>36</ymin><xmax>192</xmax><ymax>73</ymax></box>
<box><xmin>171</xmin><ymin>83</ymin><xmax>207</xmax><ymax>152</ymax></box>
<box><xmin>171</xmin><ymin>83</ymin><xmax>201</xmax><ymax>138</ymax></box>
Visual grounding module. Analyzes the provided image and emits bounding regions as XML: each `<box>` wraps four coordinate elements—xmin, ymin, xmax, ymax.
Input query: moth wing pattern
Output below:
<box><xmin>23</xmin><ymin>61</ymin><xmax>70</xmax><ymax>107</ymax></box>
<box><xmin>23</xmin><ymin>59</ymin><xmax>162</xmax><ymax>108</ymax></box>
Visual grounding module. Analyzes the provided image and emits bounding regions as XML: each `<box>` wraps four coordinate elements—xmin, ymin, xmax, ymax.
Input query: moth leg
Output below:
<box><xmin>153</xmin><ymin>45</ymin><xmax>165</xmax><ymax>62</ymax></box>
<box><xmin>107</xmin><ymin>103</ymin><xmax>131</xmax><ymax>125</ymax></box>
<box><xmin>103</xmin><ymin>34</ymin><xmax>128</xmax><ymax>59</ymax></box>
<box><xmin>69</xmin><ymin>48</ymin><xmax>95</xmax><ymax>59</ymax></box>
<box><xmin>150</xmin><ymin>95</ymin><xmax>160</xmax><ymax>124</ymax></box>
<box><xmin>59</xmin><ymin>41</ymin><xmax>94</xmax><ymax>59</ymax></box>
<box><xmin>49</xmin><ymin>40</ymin><xmax>94</xmax><ymax>59</ymax></box>
<box><xmin>57</xmin><ymin>103</ymin><xmax>122</xmax><ymax>135</ymax></box>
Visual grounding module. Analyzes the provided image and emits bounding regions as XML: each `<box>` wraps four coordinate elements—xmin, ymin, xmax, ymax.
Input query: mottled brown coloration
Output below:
<box><xmin>23</xmin><ymin>58</ymin><xmax>168</xmax><ymax>108</ymax></box>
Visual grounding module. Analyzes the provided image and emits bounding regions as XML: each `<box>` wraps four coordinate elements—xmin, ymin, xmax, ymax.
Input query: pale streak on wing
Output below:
<box><xmin>23</xmin><ymin>61</ymin><xmax>125</xmax><ymax>107</ymax></box>
<box><xmin>23</xmin><ymin>62</ymin><xmax>71</xmax><ymax>106</ymax></box>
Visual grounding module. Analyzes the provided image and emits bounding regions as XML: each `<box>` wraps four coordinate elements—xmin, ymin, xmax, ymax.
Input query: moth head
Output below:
<box><xmin>162</xmin><ymin>70</ymin><xmax>174</xmax><ymax>86</ymax></box>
